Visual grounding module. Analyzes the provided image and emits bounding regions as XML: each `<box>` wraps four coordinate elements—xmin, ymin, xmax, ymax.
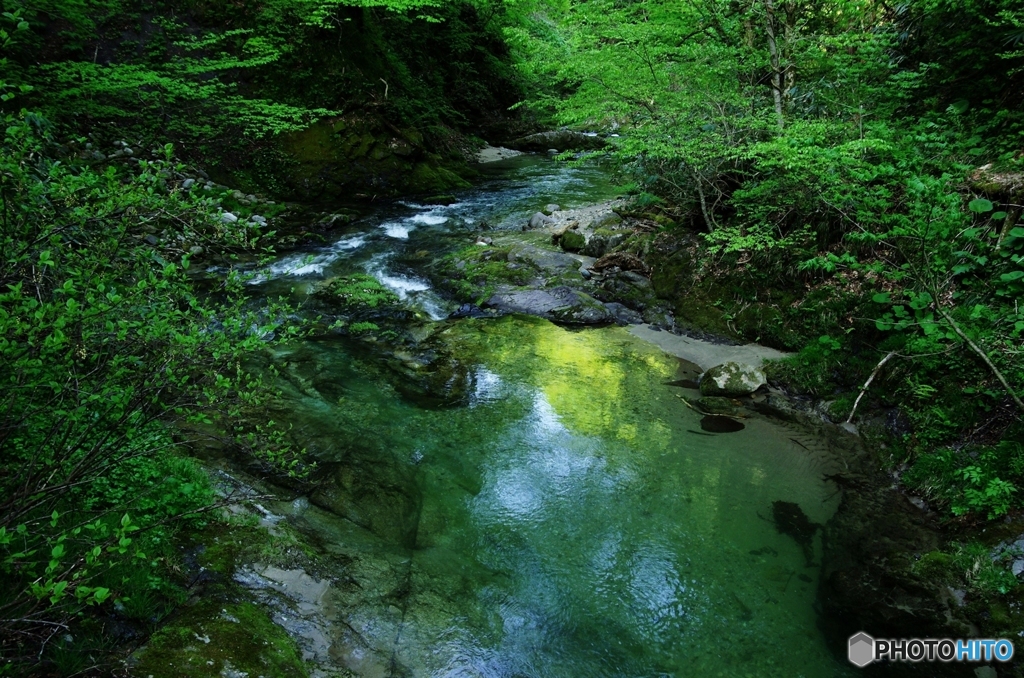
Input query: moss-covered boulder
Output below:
<box><xmin>699</xmin><ymin>361</ymin><xmax>766</xmax><ymax>397</ymax></box>
<box><xmin>132</xmin><ymin>599</ymin><xmax>308</xmax><ymax>678</ymax></box>
<box><xmin>696</xmin><ymin>396</ymin><xmax>744</xmax><ymax>416</ymax></box>
<box><xmin>559</xmin><ymin>230</ymin><xmax>586</xmax><ymax>252</ymax></box>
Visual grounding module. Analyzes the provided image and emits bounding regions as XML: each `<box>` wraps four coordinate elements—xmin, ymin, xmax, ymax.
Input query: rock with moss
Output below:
<box><xmin>559</xmin><ymin>230</ymin><xmax>586</xmax><ymax>252</ymax></box>
<box><xmin>131</xmin><ymin>599</ymin><xmax>309</xmax><ymax>678</ymax></box>
<box><xmin>311</xmin><ymin>275</ymin><xmax>400</xmax><ymax>314</ymax></box>
<box><xmin>582</xmin><ymin>229</ymin><xmax>627</xmax><ymax>257</ymax></box>
<box><xmin>485</xmin><ymin>286</ymin><xmax>611</xmax><ymax>324</ymax></box>
<box><xmin>699</xmin><ymin>361</ymin><xmax>766</xmax><ymax>397</ymax></box>
<box><xmin>696</xmin><ymin>396</ymin><xmax>744</xmax><ymax>416</ymax></box>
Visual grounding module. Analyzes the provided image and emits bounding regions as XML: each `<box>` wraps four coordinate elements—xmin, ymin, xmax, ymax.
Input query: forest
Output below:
<box><xmin>2</xmin><ymin>0</ymin><xmax>1024</xmax><ymax>675</ymax></box>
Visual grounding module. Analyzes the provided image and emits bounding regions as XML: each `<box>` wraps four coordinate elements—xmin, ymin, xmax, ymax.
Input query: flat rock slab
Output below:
<box><xmin>485</xmin><ymin>286</ymin><xmax>610</xmax><ymax>324</ymax></box>
<box><xmin>508</xmin><ymin>243</ymin><xmax>581</xmax><ymax>275</ymax></box>
<box><xmin>475</xmin><ymin>146</ymin><xmax>524</xmax><ymax>163</ymax></box>
<box><xmin>628</xmin><ymin>324</ymin><xmax>789</xmax><ymax>371</ymax></box>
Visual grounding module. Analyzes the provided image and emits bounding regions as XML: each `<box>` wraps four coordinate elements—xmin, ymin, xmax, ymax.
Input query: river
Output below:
<box><xmin>239</xmin><ymin>155</ymin><xmax>855</xmax><ymax>677</ymax></box>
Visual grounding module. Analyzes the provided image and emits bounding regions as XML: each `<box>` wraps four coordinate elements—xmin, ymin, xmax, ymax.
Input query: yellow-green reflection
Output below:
<box><xmin>264</xmin><ymin>314</ymin><xmax>852</xmax><ymax>678</ymax></box>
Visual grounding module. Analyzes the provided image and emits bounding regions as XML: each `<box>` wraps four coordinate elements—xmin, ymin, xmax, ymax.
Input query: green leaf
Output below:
<box><xmin>872</xmin><ymin>292</ymin><xmax>891</xmax><ymax>303</ymax></box>
<box><xmin>968</xmin><ymin>198</ymin><xmax>994</xmax><ymax>213</ymax></box>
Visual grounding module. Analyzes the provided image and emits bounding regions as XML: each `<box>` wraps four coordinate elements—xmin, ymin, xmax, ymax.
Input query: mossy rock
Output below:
<box><xmin>408</xmin><ymin>162</ymin><xmax>471</xmax><ymax>193</ymax></box>
<box><xmin>559</xmin><ymin>230</ymin><xmax>586</xmax><ymax>252</ymax></box>
<box><xmin>699</xmin><ymin>362</ymin><xmax>766</xmax><ymax>397</ymax></box>
<box><xmin>696</xmin><ymin>396</ymin><xmax>744</xmax><ymax>416</ymax></box>
<box><xmin>311</xmin><ymin>274</ymin><xmax>400</xmax><ymax>313</ymax></box>
<box><xmin>132</xmin><ymin>599</ymin><xmax>308</xmax><ymax>678</ymax></box>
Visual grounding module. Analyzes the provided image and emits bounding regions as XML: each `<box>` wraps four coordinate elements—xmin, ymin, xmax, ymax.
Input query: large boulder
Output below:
<box><xmin>559</xmin><ymin>230</ymin><xmax>586</xmax><ymax>252</ymax></box>
<box><xmin>485</xmin><ymin>286</ymin><xmax>611</xmax><ymax>324</ymax></box>
<box><xmin>528</xmin><ymin>211</ymin><xmax>555</xmax><ymax>229</ymax></box>
<box><xmin>505</xmin><ymin>130</ymin><xmax>608</xmax><ymax>152</ymax></box>
<box><xmin>698</xmin><ymin>361</ymin><xmax>766</xmax><ymax>396</ymax></box>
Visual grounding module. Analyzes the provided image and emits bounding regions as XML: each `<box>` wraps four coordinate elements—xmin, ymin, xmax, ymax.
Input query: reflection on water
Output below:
<box><xmin>265</xmin><ymin>317</ymin><xmax>852</xmax><ymax>677</ymax></box>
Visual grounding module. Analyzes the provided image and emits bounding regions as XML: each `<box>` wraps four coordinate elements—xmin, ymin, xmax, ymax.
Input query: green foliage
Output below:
<box><xmin>0</xmin><ymin>112</ymin><xmax>303</xmax><ymax>671</ymax></box>
<box><xmin>1</xmin><ymin>0</ymin><xmax>523</xmax><ymax>170</ymax></box>
<box><xmin>905</xmin><ymin>441</ymin><xmax>1024</xmax><ymax>519</ymax></box>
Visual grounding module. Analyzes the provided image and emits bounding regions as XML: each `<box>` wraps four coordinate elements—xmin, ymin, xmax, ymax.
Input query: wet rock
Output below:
<box><xmin>604</xmin><ymin>302</ymin><xmax>643</xmax><ymax>325</ymax></box>
<box><xmin>182</xmin><ymin>178</ymin><xmax>196</xmax><ymax>189</ymax></box>
<box><xmin>696</xmin><ymin>396</ymin><xmax>743</xmax><ymax>416</ymax></box>
<box><xmin>220</xmin><ymin>212</ymin><xmax>239</xmax><ymax>224</ymax></box>
<box><xmin>699</xmin><ymin>361</ymin><xmax>766</xmax><ymax>397</ymax></box>
<box><xmin>642</xmin><ymin>307</ymin><xmax>674</xmax><ymax>329</ymax></box>
<box><xmin>771</xmin><ymin>500</ymin><xmax>820</xmax><ymax>566</ymax></box>
<box><xmin>449</xmin><ymin>303</ymin><xmax>489</xmax><ymax>319</ymax></box>
<box><xmin>590</xmin><ymin>211</ymin><xmax>623</xmax><ymax>229</ymax></box>
<box><xmin>312</xmin><ymin>457</ymin><xmax>422</xmax><ymax>546</ymax></box>
<box><xmin>485</xmin><ymin>286</ymin><xmax>611</xmax><ymax>324</ymax></box>
<box><xmin>551</xmin><ymin>222</ymin><xmax>578</xmax><ymax>245</ymax></box>
<box><xmin>505</xmin><ymin>130</ymin><xmax>608</xmax><ymax>152</ymax></box>
<box><xmin>543</xmin><ymin>203</ymin><xmax>561</xmax><ymax>215</ymax></box>
<box><xmin>385</xmin><ymin>346</ymin><xmax>474</xmax><ymax>408</ymax></box>
<box><xmin>528</xmin><ymin>211</ymin><xmax>555</xmax><ymax>229</ymax></box>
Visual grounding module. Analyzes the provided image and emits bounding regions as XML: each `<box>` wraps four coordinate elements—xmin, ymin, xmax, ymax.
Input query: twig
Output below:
<box><xmin>846</xmin><ymin>351</ymin><xmax>897</xmax><ymax>423</ymax></box>
<box><xmin>934</xmin><ymin>306</ymin><xmax>1024</xmax><ymax>414</ymax></box>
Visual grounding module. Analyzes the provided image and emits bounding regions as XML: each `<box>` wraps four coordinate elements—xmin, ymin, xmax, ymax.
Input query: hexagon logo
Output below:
<box><xmin>848</xmin><ymin>632</ymin><xmax>875</xmax><ymax>667</ymax></box>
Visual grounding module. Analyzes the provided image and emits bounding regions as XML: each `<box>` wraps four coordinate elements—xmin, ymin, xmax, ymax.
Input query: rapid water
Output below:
<box><xmin>245</xmin><ymin>156</ymin><xmax>854</xmax><ymax>677</ymax></box>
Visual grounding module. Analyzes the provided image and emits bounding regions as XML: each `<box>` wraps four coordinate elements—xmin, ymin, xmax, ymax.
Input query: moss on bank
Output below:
<box><xmin>132</xmin><ymin>599</ymin><xmax>308</xmax><ymax>678</ymax></box>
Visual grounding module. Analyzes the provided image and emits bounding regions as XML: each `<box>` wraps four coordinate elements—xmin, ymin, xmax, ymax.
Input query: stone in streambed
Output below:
<box><xmin>559</xmin><ymin>230</ymin><xmax>586</xmax><ymax>252</ymax></box>
<box><xmin>542</xmin><ymin>203</ymin><xmax>561</xmax><ymax>215</ymax></box>
<box><xmin>604</xmin><ymin>302</ymin><xmax>643</xmax><ymax>326</ymax></box>
<box><xmin>528</xmin><ymin>212</ymin><xmax>555</xmax><ymax>229</ymax></box>
<box><xmin>485</xmin><ymin>286</ymin><xmax>611</xmax><ymax>324</ymax></box>
<box><xmin>696</xmin><ymin>396</ymin><xmax>744</xmax><ymax>416</ymax></box>
<box><xmin>699</xmin><ymin>361</ymin><xmax>766</xmax><ymax>397</ymax></box>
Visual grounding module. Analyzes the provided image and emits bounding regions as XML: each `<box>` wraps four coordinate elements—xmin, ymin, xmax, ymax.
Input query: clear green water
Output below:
<box><xmin>248</xmin><ymin>156</ymin><xmax>853</xmax><ymax>676</ymax></box>
<box><xmin>263</xmin><ymin>318</ymin><xmax>850</xmax><ymax>677</ymax></box>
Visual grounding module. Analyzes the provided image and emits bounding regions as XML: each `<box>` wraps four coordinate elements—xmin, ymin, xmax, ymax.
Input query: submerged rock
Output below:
<box><xmin>771</xmin><ymin>500</ymin><xmax>820</xmax><ymax>566</ymax></box>
<box><xmin>699</xmin><ymin>361</ymin><xmax>766</xmax><ymax>397</ymax></box>
<box><xmin>696</xmin><ymin>396</ymin><xmax>744</xmax><ymax>416</ymax></box>
<box><xmin>384</xmin><ymin>346</ymin><xmax>474</xmax><ymax>409</ymax></box>
<box><xmin>312</xmin><ymin>456</ymin><xmax>423</xmax><ymax>547</ymax></box>
<box><xmin>700</xmin><ymin>415</ymin><xmax>745</xmax><ymax>433</ymax></box>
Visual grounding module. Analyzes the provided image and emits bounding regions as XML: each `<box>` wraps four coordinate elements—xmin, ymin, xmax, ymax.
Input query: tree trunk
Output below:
<box><xmin>763</xmin><ymin>0</ymin><xmax>785</xmax><ymax>128</ymax></box>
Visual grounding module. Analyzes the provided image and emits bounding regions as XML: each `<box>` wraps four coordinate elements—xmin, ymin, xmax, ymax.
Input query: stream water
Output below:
<box><xmin>243</xmin><ymin>156</ymin><xmax>855</xmax><ymax>677</ymax></box>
